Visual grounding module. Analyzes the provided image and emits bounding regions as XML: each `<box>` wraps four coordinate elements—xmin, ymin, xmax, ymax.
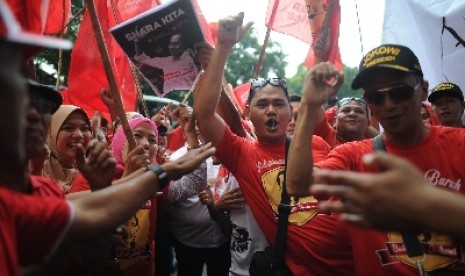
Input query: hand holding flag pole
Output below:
<box><xmin>85</xmin><ymin>0</ymin><xmax>136</xmax><ymax>150</ymax></box>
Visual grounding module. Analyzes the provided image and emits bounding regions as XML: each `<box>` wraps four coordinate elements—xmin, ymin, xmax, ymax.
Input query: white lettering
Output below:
<box><xmin>424</xmin><ymin>169</ymin><xmax>462</xmax><ymax>192</ymax></box>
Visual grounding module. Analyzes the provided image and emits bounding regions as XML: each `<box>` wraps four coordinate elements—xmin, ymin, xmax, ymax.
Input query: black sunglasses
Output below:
<box><xmin>363</xmin><ymin>83</ymin><xmax>421</xmax><ymax>106</ymax></box>
<box><xmin>29</xmin><ymin>95</ymin><xmax>59</xmax><ymax>115</ymax></box>
<box><xmin>251</xmin><ymin>78</ymin><xmax>287</xmax><ymax>91</ymax></box>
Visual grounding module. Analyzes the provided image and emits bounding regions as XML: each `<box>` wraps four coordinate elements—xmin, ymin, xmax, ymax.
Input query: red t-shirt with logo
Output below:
<box><xmin>0</xmin><ymin>184</ymin><xmax>72</xmax><ymax>275</ymax></box>
<box><xmin>215</xmin><ymin>126</ymin><xmax>355</xmax><ymax>275</ymax></box>
<box><xmin>316</xmin><ymin>125</ymin><xmax>465</xmax><ymax>275</ymax></box>
<box><xmin>314</xmin><ymin>115</ymin><xmax>340</xmax><ymax>147</ymax></box>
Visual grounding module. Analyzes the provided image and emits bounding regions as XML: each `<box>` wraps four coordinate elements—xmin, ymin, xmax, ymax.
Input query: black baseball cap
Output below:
<box><xmin>27</xmin><ymin>79</ymin><xmax>63</xmax><ymax>114</ymax></box>
<box><xmin>428</xmin><ymin>82</ymin><xmax>464</xmax><ymax>103</ymax></box>
<box><xmin>352</xmin><ymin>44</ymin><xmax>423</xmax><ymax>90</ymax></box>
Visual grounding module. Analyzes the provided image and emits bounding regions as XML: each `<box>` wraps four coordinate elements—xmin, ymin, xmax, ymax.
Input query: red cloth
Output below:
<box><xmin>66</xmin><ymin>1</ymin><xmax>138</xmax><ymax>122</ymax></box>
<box><xmin>314</xmin><ymin>115</ymin><xmax>340</xmax><ymax>147</ymax></box>
<box><xmin>44</xmin><ymin>0</ymin><xmax>71</xmax><ymax>35</ymax></box>
<box><xmin>114</xmin><ymin>0</ymin><xmax>162</xmax><ymax>22</ymax></box>
<box><xmin>29</xmin><ymin>175</ymin><xmax>66</xmax><ymax>198</ymax></box>
<box><xmin>316</xmin><ymin>126</ymin><xmax>465</xmax><ymax>274</ymax></box>
<box><xmin>0</xmin><ymin>184</ymin><xmax>71</xmax><ymax>275</ymax></box>
<box><xmin>304</xmin><ymin>0</ymin><xmax>342</xmax><ymax>70</ymax></box>
<box><xmin>265</xmin><ymin>0</ymin><xmax>312</xmax><ymax>44</ymax></box>
<box><xmin>191</xmin><ymin>0</ymin><xmax>214</xmax><ymax>45</ymax></box>
<box><xmin>423</xmin><ymin>102</ymin><xmax>440</xmax><ymax>126</ymax></box>
<box><xmin>233</xmin><ymin>83</ymin><xmax>251</xmax><ymax>113</ymax></box>
<box><xmin>214</xmin><ymin>126</ymin><xmax>355</xmax><ymax>275</ymax></box>
<box><xmin>167</xmin><ymin>125</ymin><xmax>186</xmax><ymax>153</ymax></box>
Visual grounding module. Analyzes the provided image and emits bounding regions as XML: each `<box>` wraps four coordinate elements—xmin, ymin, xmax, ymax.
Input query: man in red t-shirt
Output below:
<box><xmin>287</xmin><ymin>44</ymin><xmax>465</xmax><ymax>275</ymax></box>
<box><xmin>194</xmin><ymin>14</ymin><xmax>355</xmax><ymax>275</ymax></box>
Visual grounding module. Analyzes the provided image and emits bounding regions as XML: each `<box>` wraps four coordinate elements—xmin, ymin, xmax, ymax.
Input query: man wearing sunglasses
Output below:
<box><xmin>287</xmin><ymin>44</ymin><xmax>465</xmax><ymax>275</ymax></box>
<box><xmin>194</xmin><ymin>13</ymin><xmax>355</xmax><ymax>276</ymax></box>
<box><xmin>428</xmin><ymin>82</ymin><xmax>465</xmax><ymax>128</ymax></box>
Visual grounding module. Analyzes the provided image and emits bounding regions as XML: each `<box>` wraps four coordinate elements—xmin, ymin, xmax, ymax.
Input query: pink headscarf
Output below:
<box><xmin>111</xmin><ymin>118</ymin><xmax>158</xmax><ymax>174</ymax></box>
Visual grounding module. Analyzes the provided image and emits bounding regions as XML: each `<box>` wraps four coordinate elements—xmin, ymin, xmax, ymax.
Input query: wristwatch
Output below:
<box><xmin>146</xmin><ymin>164</ymin><xmax>169</xmax><ymax>190</ymax></box>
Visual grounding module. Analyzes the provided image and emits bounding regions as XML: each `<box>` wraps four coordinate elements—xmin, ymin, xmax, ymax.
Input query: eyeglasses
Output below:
<box><xmin>251</xmin><ymin>78</ymin><xmax>287</xmax><ymax>91</ymax></box>
<box><xmin>363</xmin><ymin>82</ymin><xmax>421</xmax><ymax>106</ymax></box>
<box><xmin>337</xmin><ymin>97</ymin><xmax>367</xmax><ymax>107</ymax></box>
<box><xmin>29</xmin><ymin>95</ymin><xmax>59</xmax><ymax>115</ymax></box>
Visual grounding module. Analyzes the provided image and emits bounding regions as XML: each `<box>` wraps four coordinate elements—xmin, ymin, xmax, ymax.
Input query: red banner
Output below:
<box><xmin>303</xmin><ymin>0</ymin><xmax>342</xmax><ymax>70</ymax></box>
<box><xmin>66</xmin><ymin>1</ymin><xmax>146</xmax><ymax>121</ymax></box>
<box><xmin>44</xmin><ymin>0</ymin><xmax>71</xmax><ymax>34</ymax></box>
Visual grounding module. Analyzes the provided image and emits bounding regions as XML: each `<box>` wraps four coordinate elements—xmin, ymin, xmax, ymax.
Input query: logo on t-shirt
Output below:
<box><xmin>261</xmin><ymin>166</ymin><xmax>319</xmax><ymax>226</ymax></box>
<box><xmin>377</xmin><ymin>231</ymin><xmax>462</xmax><ymax>271</ymax></box>
<box><xmin>231</xmin><ymin>223</ymin><xmax>252</xmax><ymax>253</ymax></box>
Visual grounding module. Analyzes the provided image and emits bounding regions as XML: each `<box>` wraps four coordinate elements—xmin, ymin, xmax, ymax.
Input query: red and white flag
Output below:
<box><xmin>265</xmin><ymin>0</ymin><xmax>342</xmax><ymax>70</ymax></box>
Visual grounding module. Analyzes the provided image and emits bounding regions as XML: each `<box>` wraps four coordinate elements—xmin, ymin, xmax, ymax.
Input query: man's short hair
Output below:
<box><xmin>289</xmin><ymin>95</ymin><xmax>301</xmax><ymax>103</ymax></box>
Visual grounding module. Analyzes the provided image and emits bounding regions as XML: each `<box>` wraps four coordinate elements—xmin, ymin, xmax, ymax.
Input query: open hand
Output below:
<box><xmin>161</xmin><ymin>143</ymin><xmax>215</xmax><ymax>180</ymax></box>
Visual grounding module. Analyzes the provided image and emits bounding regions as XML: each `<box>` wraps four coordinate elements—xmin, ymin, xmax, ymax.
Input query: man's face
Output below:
<box><xmin>431</xmin><ymin>96</ymin><xmax>465</xmax><ymax>127</ymax></box>
<box><xmin>25</xmin><ymin>92</ymin><xmax>54</xmax><ymax>159</ymax></box>
<box><xmin>335</xmin><ymin>102</ymin><xmax>368</xmax><ymax>141</ymax></box>
<box><xmin>286</xmin><ymin>101</ymin><xmax>300</xmax><ymax>136</ymax></box>
<box><xmin>246</xmin><ymin>84</ymin><xmax>291</xmax><ymax>144</ymax></box>
<box><xmin>0</xmin><ymin>43</ymin><xmax>27</xmax><ymax>168</ymax></box>
<box><xmin>362</xmin><ymin>71</ymin><xmax>424</xmax><ymax>138</ymax></box>
<box><xmin>168</xmin><ymin>34</ymin><xmax>183</xmax><ymax>58</ymax></box>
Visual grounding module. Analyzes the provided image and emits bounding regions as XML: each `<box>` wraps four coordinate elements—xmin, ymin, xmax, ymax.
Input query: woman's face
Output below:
<box><xmin>122</xmin><ymin>122</ymin><xmax>158</xmax><ymax>163</ymax></box>
<box><xmin>56</xmin><ymin>111</ymin><xmax>92</xmax><ymax>162</ymax></box>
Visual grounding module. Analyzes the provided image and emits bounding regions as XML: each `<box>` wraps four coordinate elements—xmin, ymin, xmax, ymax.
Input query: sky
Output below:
<box><xmin>193</xmin><ymin>0</ymin><xmax>386</xmax><ymax>77</ymax></box>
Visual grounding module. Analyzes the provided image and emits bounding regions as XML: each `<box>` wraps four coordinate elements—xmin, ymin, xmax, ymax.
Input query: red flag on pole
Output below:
<box><xmin>303</xmin><ymin>0</ymin><xmax>342</xmax><ymax>70</ymax></box>
<box><xmin>265</xmin><ymin>0</ymin><xmax>342</xmax><ymax>70</ymax></box>
<box><xmin>6</xmin><ymin>0</ymin><xmax>49</xmax><ymax>34</ymax></box>
<box><xmin>66</xmin><ymin>1</ymin><xmax>138</xmax><ymax>121</ymax></box>
<box><xmin>265</xmin><ymin>0</ymin><xmax>311</xmax><ymax>44</ymax></box>
<box><xmin>44</xmin><ymin>0</ymin><xmax>71</xmax><ymax>34</ymax></box>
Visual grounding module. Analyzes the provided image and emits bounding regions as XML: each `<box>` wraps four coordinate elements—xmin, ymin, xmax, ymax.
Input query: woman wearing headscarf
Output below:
<box><xmin>43</xmin><ymin>105</ymin><xmax>92</xmax><ymax>193</ymax></box>
<box><xmin>71</xmin><ymin>117</ymin><xmax>159</xmax><ymax>275</ymax></box>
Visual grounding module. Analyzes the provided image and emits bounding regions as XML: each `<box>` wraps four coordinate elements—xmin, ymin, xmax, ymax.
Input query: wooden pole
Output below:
<box><xmin>85</xmin><ymin>0</ymin><xmax>136</xmax><ymax>150</ymax></box>
<box><xmin>253</xmin><ymin>27</ymin><xmax>272</xmax><ymax>79</ymax></box>
<box><xmin>253</xmin><ymin>0</ymin><xmax>280</xmax><ymax>79</ymax></box>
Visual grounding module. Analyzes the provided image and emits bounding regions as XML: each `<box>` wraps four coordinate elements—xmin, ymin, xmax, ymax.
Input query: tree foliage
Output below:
<box><xmin>286</xmin><ymin>63</ymin><xmax>362</xmax><ymax>99</ymax></box>
<box><xmin>224</xmin><ymin>28</ymin><xmax>287</xmax><ymax>87</ymax></box>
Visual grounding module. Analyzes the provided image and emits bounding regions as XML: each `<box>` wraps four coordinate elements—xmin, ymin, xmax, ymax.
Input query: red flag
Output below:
<box><xmin>303</xmin><ymin>0</ymin><xmax>342</xmax><ymax>70</ymax></box>
<box><xmin>114</xmin><ymin>0</ymin><xmax>162</xmax><ymax>22</ymax></box>
<box><xmin>190</xmin><ymin>0</ymin><xmax>214</xmax><ymax>45</ymax></box>
<box><xmin>265</xmin><ymin>0</ymin><xmax>311</xmax><ymax>44</ymax></box>
<box><xmin>66</xmin><ymin>1</ymin><xmax>137</xmax><ymax>121</ymax></box>
<box><xmin>233</xmin><ymin>83</ymin><xmax>251</xmax><ymax>113</ymax></box>
<box><xmin>208</xmin><ymin>22</ymin><xmax>219</xmax><ymax>45</ymax></box>
<box><xmin>44</xmin><ymin>0</ymin><xmax>71</xmax><ymax>34</ymax></box>
<box><xmin>6</xmin><ymin>0</ymin><xmax>49</xmax><ymax>34</ymax></box>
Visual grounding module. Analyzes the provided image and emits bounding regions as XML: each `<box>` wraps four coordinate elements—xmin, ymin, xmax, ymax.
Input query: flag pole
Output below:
<box><xmin>253</xmin><ymin>0</ymin><xmax>280</xmax><ymax>79</ymax></box>
<box><xmin>253</xmin><ymin>27</ymin><xmax>271</xmax><ymax>79</ymax></box>
<box><xmin>85</xmin><ymin>0</ymin><xmax>136</xmax><ymax>150</ymax></box>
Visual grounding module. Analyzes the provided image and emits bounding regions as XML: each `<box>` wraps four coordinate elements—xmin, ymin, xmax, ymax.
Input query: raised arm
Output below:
<box><xmin>194</xmin><ymin>13</ymin><xmax>253</xmax><ymax>146</ymax></box>
<box><xmin>286</xmin><ymin>62</ymin><xmax>343</xmax><ymax>197</ymax></box>
<box><xmin>62</xmin><ymin>143</ymin><xmax>215</xmax><ymax>245</ymax></box>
